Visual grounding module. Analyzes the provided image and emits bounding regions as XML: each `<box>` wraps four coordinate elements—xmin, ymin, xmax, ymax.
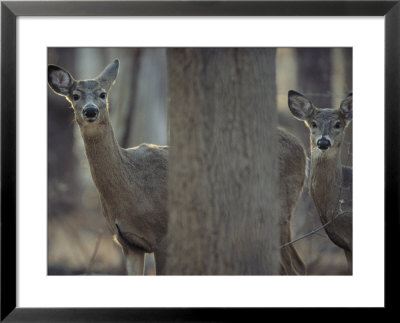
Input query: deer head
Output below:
<box><xmin>288</xmin><ymin>90</ymin><xmax>352</xmax><ymax>152</ymax></box>
<box><xmin>48</xmin><ymin>59</ymin><xmax>119</xmax><ymax>127</ymax></box>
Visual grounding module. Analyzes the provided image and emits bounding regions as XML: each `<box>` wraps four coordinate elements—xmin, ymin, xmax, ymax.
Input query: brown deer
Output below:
<box><xmin>288</xmin><ymin>90</ymin><xmax>353</xmax><ymax>273</ymax></box>
<box><xmin>48</xmin><ymin>59</ymin><xmax>168</xmax><ymax>275</ymax></box>
<box><xmin>278</xmin><ymin>128</ymin><xmax>307</xmax><ymax>275</ymax></box>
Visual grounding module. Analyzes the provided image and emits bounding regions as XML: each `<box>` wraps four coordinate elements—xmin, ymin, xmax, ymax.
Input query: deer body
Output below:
<box><xmin>84</xmin><ymin>126</ymin><xmax>168</xmax><ymax>273</ymax></box>
<box><xmin>310</xmin><ymin>150</ymin><xmax>352</xmax><ymax>254</ymax></box>
<box><xmin>288</xmin><ymin>90</ymin><xmax>353</xmax><ymax>272</ymax></box>
<box><xmin>278</xmin><ymin>128</ymin><xmax>307</xmax><ymax>275</ymax></box>
<box><xmin>48</xmin><ymin>60</ymin><xmax>168</xmax><ymax>275</ymax></box>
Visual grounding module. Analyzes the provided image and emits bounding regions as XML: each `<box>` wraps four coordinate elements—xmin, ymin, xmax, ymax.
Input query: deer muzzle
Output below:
<box><xmin>317</xmin><ymin>137</ymin><xmax>331</xmax><ymax>150</ymax></box>
<box><xmin>82</xmin><ymin>104</ymin><xmax>99</xmax><ymax>122</ymax></box>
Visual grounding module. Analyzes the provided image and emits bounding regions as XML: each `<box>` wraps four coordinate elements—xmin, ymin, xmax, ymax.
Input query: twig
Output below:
<box><xmin>280</xmin><ymin>211</ymin><xmax>351</xmax><ymax>249</ymax></box>
<box><xmin>85</xmin><ymin>228</ymin><xmax>104</xmax><ymax>275</ymax></box>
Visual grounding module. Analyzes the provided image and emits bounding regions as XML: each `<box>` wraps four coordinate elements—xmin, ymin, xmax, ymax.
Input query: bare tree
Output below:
<box><xmin>166</xmin><ymin>48</ymin><xmax>279</xmax><ymax>275</ymax></box>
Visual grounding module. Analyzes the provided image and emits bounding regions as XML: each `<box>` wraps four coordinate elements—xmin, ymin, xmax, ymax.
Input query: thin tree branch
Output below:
<box><xmin>85</xmin><ymin>228</ymin><xmax>104</xmax><ymax>275</ymax></box>
<box><xmin>280</xmin><ymin>211</ymin><xmax>350</xmax><ymax>249</ymax></box>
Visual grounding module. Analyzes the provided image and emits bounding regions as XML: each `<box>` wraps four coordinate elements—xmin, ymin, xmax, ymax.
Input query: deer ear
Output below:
<box><xmin>340</xmin><ymin>92</ymin><xmax>352</xmax><ymax>122</ymax></box>
<box><xmin>288</xmin><ymin>90</ymin><xmax>314</xmax><ymax>121</ymax></box>
<box><xmin>97</xmin><ymin>59</ymin><xmax>119</xmax><ymax>91</ymax></box>
<box><xmin>48</xmin><ymin>65</ymin><xmax>75</xmax><ymax>96</ymax></box>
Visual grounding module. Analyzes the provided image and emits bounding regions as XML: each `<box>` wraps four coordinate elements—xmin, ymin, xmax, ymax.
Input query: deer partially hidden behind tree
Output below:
<box><xmin>48</xmin><ymin>59</ymin><xmax>168</xmax><ymax>275</ymax></box>
<box><xmin>278</xmin><ymin>128</ymin><xmax>307</xmax><ymax>275</ymax></box>
<box><xmin>48</xmin><ymin>58</ymin><xmax>308</xmax><ymax>275</ymax></box>
<box><xmin>288</xmin><ymin>90</ymin><xmax>353</xmax><ymax>274</ymax></box>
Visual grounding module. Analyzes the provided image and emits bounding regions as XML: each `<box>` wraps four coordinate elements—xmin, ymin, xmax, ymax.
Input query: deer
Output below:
<box><xmin>48</xmin><ymin>58</ymin><xmax>307</xmax><ymax>275</ymax></box>
<box><xmin>288</xmin><ymin>90</ymin><xmax>353</xmax><ymax>273</ymax></box>
<box><xmin>277</xmin><ymin>128</ymin><xmax>307</xmax><ymax>275</ymax></box>
<box><xmin>48</xmin><ymin>59</ymin><xmax>168</xmax><ymax>275</ymax></box>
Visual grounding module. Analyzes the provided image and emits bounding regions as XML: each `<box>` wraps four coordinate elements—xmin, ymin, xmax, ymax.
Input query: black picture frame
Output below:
<box><xmin>1</xmin><ymin>1</ymin><xmax>398</xmax><ymax>321</ymax></box>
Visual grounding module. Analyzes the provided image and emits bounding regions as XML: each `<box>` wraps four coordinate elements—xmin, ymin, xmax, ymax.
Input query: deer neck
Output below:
<box><xmin>309</xmin><ymin>147</ymin><xmax>342</xmax><ymax>222</ymax></box>
<box><xmin>79</xmin><ymin>119</ymin><xmax>125</xmax><ymax>199</ymax></box>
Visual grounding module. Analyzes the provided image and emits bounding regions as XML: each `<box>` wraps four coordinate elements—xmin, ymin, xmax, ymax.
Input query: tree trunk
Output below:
<box><xmin>166</xmin><ymin>48</ymin><xmax>279</xmax><ymax>275</ymax></box>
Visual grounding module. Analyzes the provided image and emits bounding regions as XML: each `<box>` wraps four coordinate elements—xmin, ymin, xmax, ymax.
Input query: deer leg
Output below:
<box><xmin>125</xmin><ymin>247</ymin><xmax>145</xmax><ymax>275</ymax></box>
<box><xmin>280</xmin><ymin>217</ymin><xmax>306</xmax><ymax>275</ymax></box>
<box><xmin>344</xmin><ymin>250</ymin><xmax>352</xmax><ymax>275</ymax></box>
<box><xmin>154</xmin><ymin>236</ymin><xmax>168</xmax><ymax>275</ymax></box>
<box><xmin>287</xmin><ymin>245</ymin><xmax>306</xmax><ymax>275</ymax></box>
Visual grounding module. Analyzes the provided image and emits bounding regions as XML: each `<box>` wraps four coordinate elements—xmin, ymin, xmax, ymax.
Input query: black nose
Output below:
<box><xmin>82</xmin><ymin>105</ymin><xmax>99</xmax><ymax>119</ymax></box>
<box><xmin>317</xmin><ymin>138</ymin><xmax>331</xmax><ymax>150</ymax></box>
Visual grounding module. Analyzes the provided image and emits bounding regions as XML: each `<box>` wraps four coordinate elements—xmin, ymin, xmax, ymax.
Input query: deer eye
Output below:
<box><xmin>99</xmin><ymin>92</ymin><xmax>106</xmax><ymax>99</ymax></box>
<box><xmin>72</xmin><ymin>94</ymin><xmax>80</xmax><ymax>101</ymax></box>
<box><xmin>334</xmin><ymin>121</ymin><xmax>341</xmax><ymax>129</ymax></box>
<box><xmin>311</xmin><ymin>121</ymin><xmax>317</xmax><ymax>129</ymax></box>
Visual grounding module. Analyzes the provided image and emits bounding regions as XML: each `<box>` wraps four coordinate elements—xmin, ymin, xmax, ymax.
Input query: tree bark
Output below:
<box><xmin>166</xmin><ymin>48</ymin><xmax>279</xmax><ymax>275</ymax></box>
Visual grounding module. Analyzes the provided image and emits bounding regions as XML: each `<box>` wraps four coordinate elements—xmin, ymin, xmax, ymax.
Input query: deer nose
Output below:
<box><xmin>82</xmin><ymin>105</ymin><xmax>99</xmax><ymax>119</ymax></box>
<box><xmin>317</xmin><ymin>138</ymin><xmax>331</xmax><ymax>150</ymax></box>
